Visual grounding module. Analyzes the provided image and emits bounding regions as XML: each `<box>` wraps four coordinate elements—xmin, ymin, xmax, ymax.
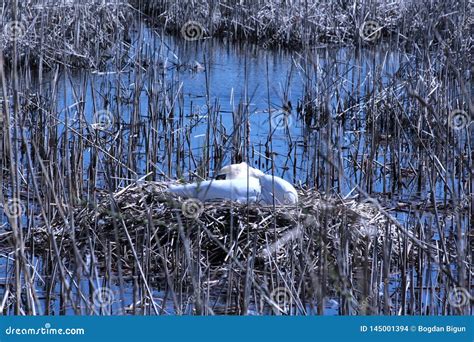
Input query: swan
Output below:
<box><xmin>168</xmin><ymin>162</ymin><xmax>298</xmax><ymax>205</ymax></box>
<box><xmin>258</xmin><ymin>172</ymin><xmax>298</xmax><ymax>205</ymax></box>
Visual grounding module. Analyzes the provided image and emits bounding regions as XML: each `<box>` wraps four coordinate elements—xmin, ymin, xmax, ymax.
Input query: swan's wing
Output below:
<box><xmin>168</xmin><ymin>178</ymin><xmax>261</xmax><ymax>203</ymax></box>
<box><xmin>219</xmin><ymin>162</ymin><xmax>265</xmax><ymax>180</ymax></box>
<box><xmin>259</xmin><ymin>175</ymin><xmax>298</xmax><ymax>205</ymax></box>
<box><xmin>229</xmin><ymin>178</ymin><xmax>262</xmax><ymax>203</ymax></box>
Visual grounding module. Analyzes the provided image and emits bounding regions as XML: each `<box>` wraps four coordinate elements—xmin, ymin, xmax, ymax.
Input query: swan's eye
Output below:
<box><xmin>215</xmin><ymin>174</ymin><xmax>226</xmax><ymax>180</ymax></box>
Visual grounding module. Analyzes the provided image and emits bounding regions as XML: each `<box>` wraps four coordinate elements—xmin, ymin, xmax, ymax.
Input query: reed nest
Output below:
<box><xmin>24</xmin><ymin>182</ymin><xmax>401</xmax><ymax>285</ymax></box>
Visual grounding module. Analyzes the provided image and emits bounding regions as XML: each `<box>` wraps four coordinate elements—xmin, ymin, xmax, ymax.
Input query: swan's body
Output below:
<box><xmin>259</xmin><ymin>174</ymin><xmax>298</xmax><ymax>205</ymax></box>
<box><xmin>216</xmin><ymin>162</ymin><xmax>265</xmax><ymax>179</ymax></box>
<box><xmin>168</xmin><ymin>177</ymin><xmax>261</xmax><ymax>203</ymax></box>
<box><xmin>168</xmin><ymin>162</ymin><xmax>298</xmax><ymax>205</ymax></box>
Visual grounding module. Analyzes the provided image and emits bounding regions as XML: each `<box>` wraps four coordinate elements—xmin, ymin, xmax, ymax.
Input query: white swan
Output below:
<box><xmin>168</xmin><ymin>162</ymin><xmax>298</xmax><ymax>205</ymax></box>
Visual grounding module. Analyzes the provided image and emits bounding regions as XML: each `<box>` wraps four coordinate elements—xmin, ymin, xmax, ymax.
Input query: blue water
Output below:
<box><xmin>48</xmin><ymin>27</ymin><xmax>411</xmax><ymax>194</ymax></box>
<box><xmin>0</xmin><ymin>21</ymin><xmax>470</xmax><ymax>316</ymax></box>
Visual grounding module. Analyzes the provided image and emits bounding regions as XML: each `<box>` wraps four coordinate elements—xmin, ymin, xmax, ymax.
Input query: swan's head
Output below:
<box><xmin>216</xmin><ymin>162</ymin><xmax>264</xmax><ymax>180</ymax></box>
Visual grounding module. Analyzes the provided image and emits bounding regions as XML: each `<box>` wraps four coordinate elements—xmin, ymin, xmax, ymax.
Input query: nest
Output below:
<box><xmin>0</xmin><ymin>181</ymin><xmax>410</xmax><ymax>314</ymax></box>
<box><xmin>26</xmin><ymin>182</ymin><xmax>400</xmax><ymax>276</ymax></box>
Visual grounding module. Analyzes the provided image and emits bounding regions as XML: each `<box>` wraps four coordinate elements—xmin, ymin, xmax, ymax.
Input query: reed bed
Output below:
<box><xmin>0</xmin><ymin>0</ymin><xmax>133</xmax><ymax>68</ymax></box>
<box><xmin>0</xmin><ymin>0</ymin><xmax>471</xmax><ymax>316</ymax></box>
<box><xmin>0</xmin><ymin>183</ymin><xmax>422</xmax><ymax>315</ymax></box>
<box><xmin>0</xmin><ymin>181</ymin><xmax>469</xmax><ymax>315</ymax></box>
<box><xmin>132</xmin><ymin>0</ymin><xmax>473</xmax><ymax>49</ymax></box>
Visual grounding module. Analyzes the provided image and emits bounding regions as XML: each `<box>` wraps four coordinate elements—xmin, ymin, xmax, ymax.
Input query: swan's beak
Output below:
<box><xmin>215</xmin><ymin>174</ymin><xmax>226</xmax><ymax>180</ymax></box>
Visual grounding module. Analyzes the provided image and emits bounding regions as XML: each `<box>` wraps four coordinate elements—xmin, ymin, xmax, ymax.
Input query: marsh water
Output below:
<box><xmin>0</xmin><ymin>21</ymin><xmax>469</xmax><ymax>315</ymax></box>
<box><xmin>60</xmin><ymin>27</ymin><xmax>405</xmax><ymax>189</ymax></box>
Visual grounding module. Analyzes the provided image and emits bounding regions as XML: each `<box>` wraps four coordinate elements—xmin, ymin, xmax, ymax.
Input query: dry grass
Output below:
<box><xmin>133</xmin><ymin>0</ymin><xmax>472</xmax><ymax>49</ymax></box>
<box><xmin>1</xmin><ymin>0</ymin><xmax>133</xmax><ymax>68</ymax></box>
<box><xmin>0</xmin><ymin>0</ymin><xmax>471</xmax><ymax>316</ymax></box>
<box><xmin>1</xmin><ymin>183</ymin><xmax>405</xmax><ymax>315</ymax></box>
<box><xmin>1</xmin><ymin>182</ymin><xmax>468</xmax><ymax>315</ymax></box>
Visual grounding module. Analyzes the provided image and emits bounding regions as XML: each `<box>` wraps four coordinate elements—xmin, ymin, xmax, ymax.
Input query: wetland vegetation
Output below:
<box><xmin>0</xmin><ymin>0</ymin><xmax>471</xmax><ymax>316</ymax></box>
